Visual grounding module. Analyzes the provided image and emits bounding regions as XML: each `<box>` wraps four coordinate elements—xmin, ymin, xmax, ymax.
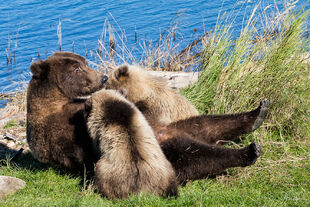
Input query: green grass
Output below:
<box><xmin>3</xmin><ymin>120</ymin><xmax>18</xmax><ymax>129</ymax></box>
<box><xmin>1</xmin><ymin>147</ymin><xmax>309</xmax><ymax>206</ymax></box>
<box><xmin>1</xmin><ymin>5</ymin><xmax>310</xmax><ymax>207</ymax></box>
<box><xmin>184</xmin><ymin>9</ymin><xmax>310</xmax><ymax>141</ymax></box>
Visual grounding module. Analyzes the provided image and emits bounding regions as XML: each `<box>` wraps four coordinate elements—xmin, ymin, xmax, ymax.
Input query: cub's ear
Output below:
<box><xmin>30</xmin><ymin>60</ymin><xmax>49</xmax><ymax>79</ymax></box>
<box><xmin>114</xmin><ymin>65</ymin><xmax>129</xmax><ymax>81</ymax></box>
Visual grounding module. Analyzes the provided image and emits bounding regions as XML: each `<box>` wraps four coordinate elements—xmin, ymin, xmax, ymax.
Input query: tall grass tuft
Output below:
<box><xmin>184</xmin><ymin>6</ymin><xmax>310</xmax><ymax>141</ymax></box>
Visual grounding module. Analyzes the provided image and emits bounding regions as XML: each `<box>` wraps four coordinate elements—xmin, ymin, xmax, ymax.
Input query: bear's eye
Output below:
<box><xmin>74</xmin><ymin>67</ymin><xmax>82</xmax><ymax>73</ymax></box>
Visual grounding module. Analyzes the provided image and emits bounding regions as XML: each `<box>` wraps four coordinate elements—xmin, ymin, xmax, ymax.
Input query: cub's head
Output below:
<box><xmin>29</xmin><ymin>52</ymin><xmax>108</xmax><ymax>99</ymax></box>
<box><xmin>106</xmin><ymin>65</ymin><xmax>150</xmax><ymax>101</ymax></box>
<box><xmin>105</xmin><ymin>65</ymin><xmax>130</xmax><ymax>95</ymax></box>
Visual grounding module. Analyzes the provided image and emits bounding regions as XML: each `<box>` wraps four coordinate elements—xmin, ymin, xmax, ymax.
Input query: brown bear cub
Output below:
<box><xmin>85</xmin><ymin>89</ymin><xmax>178</xmax><ymax>199</ymax></box>
<box><xmin>106</xmin><ymin>65</ymin><xmax>199</xmax><ymax>125</ymax></box>
<box><xmin>27</xmin><ymin>52</ymin><xmax>108</xmax><ymax>173</ymax></box>
<box><xmin>106</xmin><ymin>65</ymin><xmax>270</xmax><ymax>145</ymax></box>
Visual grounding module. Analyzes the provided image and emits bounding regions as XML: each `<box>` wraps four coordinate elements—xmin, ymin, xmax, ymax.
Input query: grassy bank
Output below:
<box><xmin>1</xmin><ymin>4</ymin><xmax>310</xmax><ymax>207</ymax></box>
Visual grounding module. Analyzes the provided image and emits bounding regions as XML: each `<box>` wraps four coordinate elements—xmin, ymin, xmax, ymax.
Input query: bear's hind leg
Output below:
<box><xmin>160</xmin><ymin>137</ymin><xmax>261</xmax><ymax>184</ymax></box>
<box><xmin>166</xmin><ymin>99</ymin><xmax>270</xmax><ymax>145</ymax></box>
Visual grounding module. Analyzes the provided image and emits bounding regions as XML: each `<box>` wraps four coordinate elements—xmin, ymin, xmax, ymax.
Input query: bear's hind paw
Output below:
<box><xmin>245</xmin><ymin>142</ymin><xmax>261</xmax><ymax>166</ymax></box>
<box><xmin>252</xmin><ymin>99</ymin><xmax>270</xmax><ymax>131</ymax></box>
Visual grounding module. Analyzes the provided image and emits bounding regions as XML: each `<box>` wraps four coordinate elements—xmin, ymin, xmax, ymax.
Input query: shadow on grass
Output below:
<box><xmin>0</xmin><ymin>143</ymin><xmax>51</xmax><ymax>170</ymax></box>
<box><xmin>1</xmin><ymin>141</ymin><xmax>233</xmax><ymax>187</ymax></box>
<box><xmin>0</xmin><ymin>142</ymin><xmax>89</xmax><ymax>183</ymax></box>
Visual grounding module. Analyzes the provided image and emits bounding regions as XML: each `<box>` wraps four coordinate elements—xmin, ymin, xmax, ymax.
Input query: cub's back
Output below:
<box><xmin>86</xmin><ymin>89</ymin><xmax>178</xmax><ymax>199</ymax></box>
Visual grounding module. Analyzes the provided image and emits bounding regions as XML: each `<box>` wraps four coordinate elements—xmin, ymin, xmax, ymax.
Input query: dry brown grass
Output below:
<box><xmin>90</xmin><ymin>15</ymin><xmax>206</xmax><ymax>72</ymax></box>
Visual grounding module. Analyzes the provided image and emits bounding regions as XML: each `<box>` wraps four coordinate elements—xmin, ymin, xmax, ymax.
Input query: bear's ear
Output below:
<box><xmin>30</xmin><ymin>60</ymin><xmax>49</xmax><ymax>79</ymax></box>
<box><xmin>115</xmin><ymin>65</ymin><xmax>129</xmax><ymax>81</ymax></box>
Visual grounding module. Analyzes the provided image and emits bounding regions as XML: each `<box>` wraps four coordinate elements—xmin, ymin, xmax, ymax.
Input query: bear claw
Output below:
<box><xmin>252</xmin><ymin>99</ymin><xmax>270</xmax><ymax>131</ymax></box>
<box><xmin>246</xmin><ymin>142</ymin><xmax>261</xmax><ymax>165</ymax></box>
<box><xmin>250</xmin><ymin>142</ymin><xmax>261</xmax><ymax>158</ymax></box>
<box><xmin>260</xmin><ymin>98</ymin><xmax>270</xmax><ymax>109</ymax></box>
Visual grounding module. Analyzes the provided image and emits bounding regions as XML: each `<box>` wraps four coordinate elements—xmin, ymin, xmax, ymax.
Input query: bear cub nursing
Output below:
<box><xmin>85</xmin><ymin>89</ymin><xmax>178</xmax><ymax>199</ymax></box>
<box><xmin>106</xmin><ymin>64</ymin><xmax>199</xmax><ymax>125</ymax></box>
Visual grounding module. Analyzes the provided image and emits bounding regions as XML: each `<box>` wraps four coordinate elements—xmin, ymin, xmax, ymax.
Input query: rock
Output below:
<box><xmin>18</xmin><ymin>131</ymin><xmax>26</xmax><ymax>138</ymax></box>
<box><xmin>7</xmin><ymin>141</ymin><xmax>15</xmax><ymax>148</ymax></box>
<box><xmin>149</xmin><ymin>71</ymin><xmax>200</xmax><ymax>89</ymax></box>
<box><xmin>0</xmin><ymin>140</ymin><xmax>25</xmax><ymax>161</ymax></box>
<box><xmin>0</xmin><ymin>176</ymin><xmax>26</xmax><ymax>199</ymax></box>
<box><xmin>2</xmin><ymin>133</ymin><xmax>17</xmax><ymax>141</ymax></box>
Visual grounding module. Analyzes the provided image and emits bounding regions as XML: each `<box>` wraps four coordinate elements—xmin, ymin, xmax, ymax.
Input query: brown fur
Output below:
<box><xmin>106</xmin><ymin>65</ymin><xmax>199</xmax><ymax>125</ymax></box>
<box><xmin>156</xmin><ymin>100</ymin><xmax>269</xmax><ymax>144</ymax></box>
<box><xmin>106</xmin><ymin>65</ymin><xmax>269</xmax><ymax>145</ymax></box>
<box><xmin>26</xmin><ymin>52</ymin><xmax>106</xmax><ymax>173</ymax></box>
<box><xmin>160</xmin><ymin>137</ymin><xmax>261</xmax><ymax>183</ymax></box>
<box><xmin>85</xmin><ymin>90</ymin><xmax>178</xmax><ymax>199</ymax></box>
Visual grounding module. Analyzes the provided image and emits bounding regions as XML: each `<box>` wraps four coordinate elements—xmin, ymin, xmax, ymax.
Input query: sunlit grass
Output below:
<box><xmin>184</xmin><ymin>6</ymin><xmax>310</xmax><ymax>141</ymax></box>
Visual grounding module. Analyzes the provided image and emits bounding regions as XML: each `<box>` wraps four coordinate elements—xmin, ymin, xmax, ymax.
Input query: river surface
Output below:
<box><xmin>0</xmin><ymin>0</ymin><xmax>309</xmax><ymax>106</ymax></box>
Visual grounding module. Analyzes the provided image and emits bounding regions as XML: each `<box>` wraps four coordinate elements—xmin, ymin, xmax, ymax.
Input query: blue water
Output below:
<box><xmin>0</xmin><ymin>0</ymin><xmax>309</xmax><ymax>101</ymax></box>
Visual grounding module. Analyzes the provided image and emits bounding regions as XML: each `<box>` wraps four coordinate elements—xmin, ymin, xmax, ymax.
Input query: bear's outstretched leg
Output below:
<box><xmin>162</xmin><ymin>99</ymin><xmax>270</xmax><ymax>145</ymax></box>
<box><xmin>160</xmin><ymin>137</ymin><xmax>261</xmax><ymax>184</ymax></box>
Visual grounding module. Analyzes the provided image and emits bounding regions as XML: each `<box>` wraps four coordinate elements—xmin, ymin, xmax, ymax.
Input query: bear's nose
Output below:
<box><xmin>100</xmin><ymin>75</ymin><xmax>108</xmax><ymax>86</ymax></box>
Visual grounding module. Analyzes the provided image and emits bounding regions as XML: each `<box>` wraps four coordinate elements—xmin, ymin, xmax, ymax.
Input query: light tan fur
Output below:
<box><xmin>86</xmin><ymin>89</ymin><xmax>177</xmax><ymax>199</ymax></box>
<box><xmin>106</xmin><ymin>65</ymin><xmax>199</xmax><ymax>126</ymax></box>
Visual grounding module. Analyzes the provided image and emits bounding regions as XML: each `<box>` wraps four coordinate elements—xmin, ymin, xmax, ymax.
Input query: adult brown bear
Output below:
<box><xmin>27</xmin><ymin>52</ymin><xmax>106</xmax><ymax>173</ymax></box>
<box><xmin>27</xmin><ymin>52</ymin><xmax>265</xmax><ymax>185</ymax></box>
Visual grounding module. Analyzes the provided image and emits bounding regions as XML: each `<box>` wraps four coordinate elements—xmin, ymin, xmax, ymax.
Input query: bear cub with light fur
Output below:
<box><xmin>106</xmin><ymin>65</ymin><xmax>199</xmax><ymax>126</ymax></box>
<box><xmin>85</xmin><ymin>89</ymin><xmax>178</xmax><ymax>199</ymax></box>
